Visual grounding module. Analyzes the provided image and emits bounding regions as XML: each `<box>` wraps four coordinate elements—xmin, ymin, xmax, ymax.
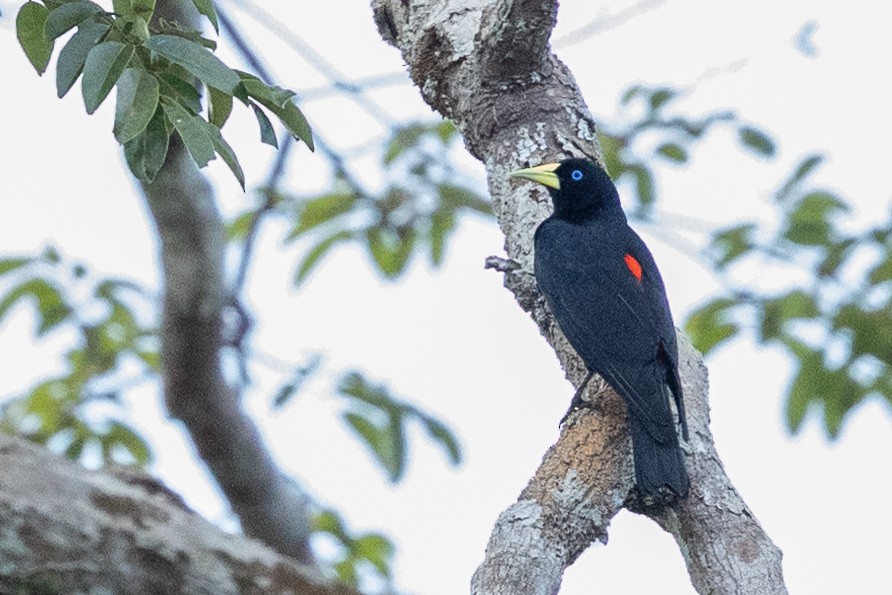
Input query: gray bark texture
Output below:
<box><xmin>369</xmin><ymin>1</ymin><xmax>788</xmax><ymax>593</ymax></box>
<box><xmin>0</xmin><ymin>433</ymin><xmax>353</xmax><ymax>595</ymax></box>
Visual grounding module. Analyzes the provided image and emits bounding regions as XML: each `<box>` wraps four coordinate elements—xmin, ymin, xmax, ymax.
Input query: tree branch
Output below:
<box><xmin>0</xmin><ymin>433</ymin><xmax>352</xmax><ymax>595</ymax></box>
<box><xmin>137</xmin><ymin>1</ymin><xmax>315</xmax><ymax>564</ymax></box>
<box><xmin>370</xmin><ymin>1</ymin><xmax>787</xmax><ymax>592</ymax></box>
<box><xmin>142</xmin><ymin>133</ymin><xmax>316</xmax><ymax>563</ymax></box>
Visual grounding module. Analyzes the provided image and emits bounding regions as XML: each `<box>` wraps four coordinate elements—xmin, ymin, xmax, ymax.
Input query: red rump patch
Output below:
<box><xmin>624</xmin><ymin>253</ymin><xmax>643</xmax><ymax>282</ymax></box>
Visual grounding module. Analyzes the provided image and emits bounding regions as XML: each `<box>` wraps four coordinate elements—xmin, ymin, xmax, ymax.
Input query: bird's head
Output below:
<box><xmin>510</xmin><ymin>158</ymin><xmax>621</xmax><ymax>220</ymax></box>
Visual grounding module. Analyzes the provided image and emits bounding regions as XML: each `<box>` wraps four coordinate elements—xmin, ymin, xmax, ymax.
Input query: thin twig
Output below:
<box><xmin>223</xmin><ymin>0</ymin><xmax>396</xmax><ymax>126</ymax></box>
<box><xmin>554</xmin><ymin>0</ymin><xmax>667</xmax><ymax>48</ymax></box>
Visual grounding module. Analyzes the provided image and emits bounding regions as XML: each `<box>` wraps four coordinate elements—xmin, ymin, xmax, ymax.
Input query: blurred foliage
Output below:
<box><xmin>686</xmin><ymin>155</ymin><xmax>892</xmax><ymax>438</ymax></box>
<box><xmin>15</xmin><ymin>0</ymin><xmax>312</xmax><ymax>187</ymax></box>
<box><xmin>337</xmin><ymin>371</ymin><xmax>462</xmax><ymax>483</ymax></box>
<box><xmin>599</xmin><ymin>85</ymin><xmax>774</xmax><ymax>216</ymax></box>
<box><xmin>0</xmin><ymin>246</ymin><xmax>156</xmax><ymax>466</ymax></box>
<box><xmin>228</xmin><ymin>120</ymin><xmax>492</xmax><ymax>283</ymax></box>
<box><xmin>312</xmin><ymin>508</ymin><xmax>395</xmax><ymax>590</ymax></box>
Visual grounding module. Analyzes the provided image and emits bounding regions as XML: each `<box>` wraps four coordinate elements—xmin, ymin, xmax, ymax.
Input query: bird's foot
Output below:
<box><xmin>559</xmin><ymin>370</ymin><xmax>595</xmax><ymax>427</ymax></box>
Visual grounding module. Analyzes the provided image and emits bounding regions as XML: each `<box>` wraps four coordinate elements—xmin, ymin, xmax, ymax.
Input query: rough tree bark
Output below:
<box><xmin>0</xmin><ymin>433</ymin><xmax>352</xmax><ymax>595</ymax></box>
<box><xmin>369</xmin><ymin>0</ymin><xmax>788</xmax><ymax>593</ymax></box>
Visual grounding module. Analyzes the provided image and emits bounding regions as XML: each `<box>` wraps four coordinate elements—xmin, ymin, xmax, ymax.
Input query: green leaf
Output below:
<box><xmin>429</xmin><ymin>209</ymin><xmax>455</xmax><ymax>266</ymax></box>
<box><xmin>620</xmin><ymin>84</ymin><xmax>644</xmax><ymax>105</ymax></box>
<box><xmin>817</xmin><ymin>238</ymin><xmax>855</xmax><ymax>278</ymax></box>
<box><xmin>131</xmin><ymin>0</ymin><xmax>155</xmax><ymax>21</ymax></box>
<box><xmin>82</xmin><ymin>41</ymin><xmax>134</xmax><ymax>114</ymax></box>
<box><xmin>135</xmin><ymin>348</ymin><xmax>161</xmax><ymax>371</ymax></box>
<box><xmin>112</xmin><ymin>0</ymin><xmax>131</xmax><ymax>14</ymax></box>
<box><xmin>156</xmin><ymin>69</ymin><xmax>202</xmax><ymax>115</ymax></box>
<box><xmin>784</xmin><ymin>344</ymin><xmax>821</xmax><ymax>433</ymax></box>
<box><xmin>649</xmin><ymin>88</ymin><xmax>675</xmax><ymax>110</ymax></box>
<box><xmin>113</xmin><ymin>68</ymin><xmax>159</xmax><ymax>143</ymax></box>
<box><xmin>656</xmin><ymin>143</ymin><xmax>687</xmax><ymax>163</ymax></box>
<box><xmin>152</xmin><ymin>23</ymin><xmax>216</xmax><ymax>49</ymax></box>
<box><xmin>0</xmin><ymin>278</ymin><xmax>71</xmax><ymax>335</ymax></box>
<box><xmin>102</xmin><ymin>421</ymin><xmax>151</xmax><ymax>465</ymax></box>
<box><xmin>208</xmin><ymin>85</ymin><xmax>233</xmax><ymax>129</ymax></box>
<box><xmin>417</xmin><ymin>415</ymin><xmax>462</xmax><ymax>465</ymax></box>
<box><xmin>287</xmin><ymin>192</ymin><xmax>359</xmax><ymax>240</ymax></box>
<box><xmin>776</xmin><ymin>154</ymin><xmax>824</xmax><ymax>202</ymax></box>
<box><xmin>353</xmin><ymin>534</ymin><xmax>395</xmax><ymax>576</ymax></box>
<box><xmin>625</xmin><ymin>164</ymin><xmax>654</xmax><ymax>209</ymax></box>
<box><xmin>17</xmin><ymin>1</ymin><xmax>54</xmax><ymax>75</ymax></box>
<box><xmin>145</xmin><ymin>35</ymin><xmax>239</xmax><ymax>93</ymax></box>
<box><xmin>190</xmin><ymin>0</ymin><xmax>219</xmax><ymax>32</ymax></box>
<box><xmin>598</xmin><ymin>132</ymin><xmax>623</xmax><ymax>180</ymax></box>
<box><xmin>344</xmin><ymin>411</ymin><xmax>404</xmax><ymax>482</ymax></box>
<box><xmin>56</xmin><ymin>20</ymin><xmax>109</xmax><ymax>98</ymax></box>
<box><xmin>338</xmin><ymin>372</ymin><xmax>396</xmax><ymax>410</ymax></box>
<box><xmin>294</xmin><ymin>230</ymin><xmax>353</xmax><ymax>284</ymax></box>
<box><xmin>123</xmin><ymin>105</ymin><xmax>171</xmax><ymax>182</ymax></box>
<box><xmin>226</xmin><ymin>209</ymin><xmax>255</xmax><ymax>240</ymax></box>
<box><xmin>161</xmin><ymin>99</ymin><xmax>215</xmax><ymax>167</ymax></box>
<box><xmin>44</xmin><ymin>0</ymin><xmax>102</xmax><ymax>41</ymax></box>
<box><xmin>738</xmin><ymin>126</ymin><xmax>776</xmax><ymax>158</ymax></box>
<box><xmin>684</xmin><ymin>297</ymin><xmax>739</xmax><ymax>355</ymax></box>
<box><xmin>249</xmin><ymin>103</ymin><xmax>278</xmax><ymax>148</ymax></box>
<box><xmin>835</xmin><ymin>304</ymin><xmax>892</xmax><ymax>366</ymax></box>
<box><xmin>438</xmin><ymin>184</ymin><xmax>492</xmax><ymax>215</ymax></box>
<box><xmin>334</xmin><ymin>559</ymin><xmax>358</xmax><ymax>587</ymax></box>
<box><xmin>366</xmin><ymin>226</ymin><xmax>415</xmax><ymax>278</ymax></box>
<box><xmin>759</xmin><ymin>290</ymin><xmax>819</xmax><ymax>342</ymax></box>
<box><xmin>0</xmin><ymin>258</ymin><xmax>32</xmax><ymax>276</ymax></box>
<box><xmin>783</xmin><ymin>191</ymin><xmax>848</xmax><ymax>246</ymax></box>
<box><xmin>383</xmin><ymin>123</ymin><xmax>429</xmax><ymax>164</ymax></box>
<box><xmin>710</xmin><ymin>223</ymin><xmax>757</xmax><ymax>269</ymax></box>
<box><xmin>268</xmin><ymin>101</ymin><xmax>313</xmax><ymax>150</ymax></box>
<box><xmin>239</xmin><ymin>76</ymin><xmax>296</xmax><ymax>109</ymax></box>
<box><xmin>240</xmin><ymin>77</ymin><xmax>313</xmax><ymax>149</ymax></box>
<box><xmin>435</xmin><ymin>119</ymin><xmax>457</xmax><ymax>143</ymax></box>
<box><xmin>206</xmin><ymin>124</ymin><xmax>245</xmax><ymax>189</ymax></box>
<box><xmin>869</xmin><ymin>254</ymin><xmax>892</xmax><ymax>285</ymax></box>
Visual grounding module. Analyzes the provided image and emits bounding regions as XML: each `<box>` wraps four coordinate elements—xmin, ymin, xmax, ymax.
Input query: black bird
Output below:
<box><xmin>511</xmin><ymin>158</ymin><xmax>689</xmax><ymax>504</ymax></box>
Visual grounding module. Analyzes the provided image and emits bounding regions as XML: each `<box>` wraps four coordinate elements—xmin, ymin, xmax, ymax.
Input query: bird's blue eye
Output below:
<box><xmin>571</xmin><ymin>169</ymin><xmax>583</xmax><ymax>181</ymax></box>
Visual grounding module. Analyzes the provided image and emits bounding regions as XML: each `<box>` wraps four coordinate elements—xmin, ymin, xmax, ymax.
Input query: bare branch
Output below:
<box><xmin>553</xmin><ymin>0</ymin><xmax>668</xmax><ymax>49</ymax></box>
<box><xmin>371</xmin><ymin>0</ymin><xmax>787</xmax><ymax>591</ymax></box>
<box><xmin>0</xmin><ymin>434</ymin><xmax>352</xmax><ymax>595</ymax></box>
<box><xmin>142</xmin><ymin>133</ymin><xmax>316</xmax><ymax>563</ymax></box>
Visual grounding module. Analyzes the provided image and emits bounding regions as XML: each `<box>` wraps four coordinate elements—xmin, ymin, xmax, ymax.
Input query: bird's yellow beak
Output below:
<box><xmin>510</xmin><ymin>162</ymin><xmax>561</xmax><ymax>190</ymax></box>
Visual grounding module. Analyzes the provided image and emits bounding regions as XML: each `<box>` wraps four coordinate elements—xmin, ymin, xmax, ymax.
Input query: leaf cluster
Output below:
<box><xmin>336</xmin><ymin>371</ymin><xmax>462</xmax><ymax>483</ymax></box>
<box><xmin>686</xmin><ymin>155</ymin><xmax>892</xmax><ymax>437</ymax></box>
<box><xmin>602</xmin><ymin>85</ymin><xmax>775</xmax><ymax>214</ymax></box>
<box><xmin>312</xmin><ymin>508</ymin><xmax>395</xmax><ymax>589</ymax></box>
<box><xmin>229</xmin><ymin>120</ymin><xmax>491</xmax><ymax>284</ymax></box>
<box><xmin>16</xmin><ymin>0</ymin><xmax>313</xmax><ymax>188</ymax></box>
<box><xmin>0</xmin><ymin>247</ymin><xmax>156</xmax><ymax>465</ymax></box>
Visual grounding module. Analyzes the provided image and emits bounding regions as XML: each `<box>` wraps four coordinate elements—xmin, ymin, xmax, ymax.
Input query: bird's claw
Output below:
<box><xmin>559</xmin><ymin>370</ymin><xmax>595</xmax><ymax>427</ymax></box>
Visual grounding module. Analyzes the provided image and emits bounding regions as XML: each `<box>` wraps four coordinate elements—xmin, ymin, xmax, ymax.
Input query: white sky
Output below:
<box><xmin>1</xmin><ymin>1</ymin><xmax>891</xmax><ymax>594</ymax></box>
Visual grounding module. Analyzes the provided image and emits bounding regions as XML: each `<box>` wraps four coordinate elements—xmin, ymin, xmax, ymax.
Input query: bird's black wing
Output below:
<box><xmin>534</xmin><ymin>219</ymin><xmax>678</xmax><ymax>442</ymax></box>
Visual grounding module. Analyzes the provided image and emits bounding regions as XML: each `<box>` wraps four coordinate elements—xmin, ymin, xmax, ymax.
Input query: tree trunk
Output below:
<box><xmin>369</xmin><ymin>1</ymin><xmax>788</xmax><ymax>592</ymax></box>
<box><xmin>0</xmin><ymin>433</ymin><xmax>353</xmax><ymax>595</ymax></box>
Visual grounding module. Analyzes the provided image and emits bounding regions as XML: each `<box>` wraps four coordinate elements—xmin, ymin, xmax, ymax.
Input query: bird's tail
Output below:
<box><xmin>628</xmin><ymin>415</ymin><xmax>689</xmax><ymax>506</ymax></box>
